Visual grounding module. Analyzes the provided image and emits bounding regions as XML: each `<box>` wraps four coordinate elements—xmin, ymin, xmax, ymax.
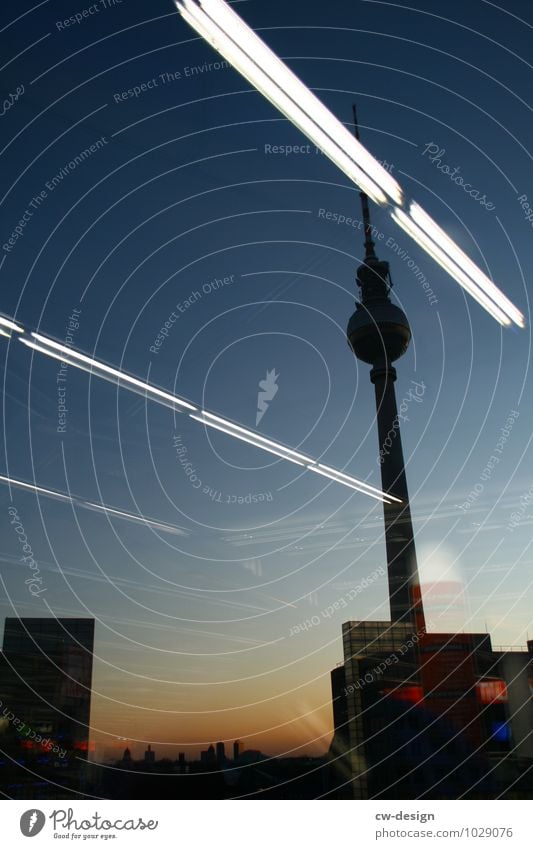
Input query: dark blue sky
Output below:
<box><xmin>1</xmin><ymin>0</ymin><xmax>532</xmax><ymax>759</ymax></box>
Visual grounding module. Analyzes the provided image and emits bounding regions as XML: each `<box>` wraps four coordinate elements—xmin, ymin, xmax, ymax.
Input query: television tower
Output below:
<box><xmin>347</xmin><ymin>107</ymin><xmax>425</xmax><ymax>633</ymax></box>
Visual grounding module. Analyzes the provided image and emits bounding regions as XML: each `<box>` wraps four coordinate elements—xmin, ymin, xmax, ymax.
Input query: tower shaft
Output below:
<box><xmin>371</xmin><ymin>362</ymin><xmax>425</xmax><ymax>631</ymax></box>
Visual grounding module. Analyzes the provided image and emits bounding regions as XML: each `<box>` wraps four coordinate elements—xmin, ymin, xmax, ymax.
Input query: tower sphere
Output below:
<box><xmin>347</xmin><ymin>257</ymin><xmax>412</xmax><ymax>364</ymax></box>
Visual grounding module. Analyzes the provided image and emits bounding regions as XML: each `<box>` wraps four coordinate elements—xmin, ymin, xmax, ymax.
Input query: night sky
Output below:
<box><xmin>1</xmin><ymin>0</ymin><xmax>532</xmax><ymax>761</ymax></box>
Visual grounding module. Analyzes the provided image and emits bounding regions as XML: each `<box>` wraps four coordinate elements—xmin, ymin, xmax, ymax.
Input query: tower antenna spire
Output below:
<box><xmin>352</xmin><ymin>103</ymin><xmax>376</xmax><ymax>260</ymax></box>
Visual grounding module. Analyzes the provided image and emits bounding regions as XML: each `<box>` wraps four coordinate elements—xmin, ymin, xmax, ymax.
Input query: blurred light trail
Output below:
<box><xmin>0</xmin><ymin>315</ymin><xmax>24</xmax><ymax>334</ymax></box>
<box><xmin>408</xmin><ymin>203</ymin><xmax>525</xmax><ymax>327</ymax></box>
<box><xmin>14</xmin><ymin>326</ymin><xmax>397</xmax><ymax>504</ymax></box>
<box><xmin>175</xmin><ymin>0</ymin><xmax>525</xmax><ymax>328</ymax></box>
<box><xmin>391</xmin><ymin>209</ymin><xmax>511</xmax><ymax>326</ymax></box>
<box><xmin>29</xmin><ymin>332</ymin><xmax>198</xmax><ymax>412</ymax></box>
<box><xmin>190</xmin><ymin>414</ymin><xmax>307</xmax><ymax>467</ymax></box>
<box><xmin>0</xmin><ymin>474</ymin><xmax>189</xmax><ymax>535</ymax></box>
<box><xmin>175</xmin><ymin>0</ymin><xmax>396</xmax><ymax>205</ymax></box>
<box><xmin>195</xmin><ymin>410</ymin><xmax>314</xmax><ymax>463</ymax></box>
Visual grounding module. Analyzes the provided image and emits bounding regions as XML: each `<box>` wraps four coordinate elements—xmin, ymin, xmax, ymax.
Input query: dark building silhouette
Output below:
<box><xmin>331</xmin><ymin>622</ymin><xmax>533</xmax><ymax>798</ymax></box>
<box><xmin>0</xmin><ymin>617</ymin><xmax>95</xmax><ymax>798</ymax></box>
<box><xmin>0</xmin><ymin>617</ymin><xmax>94</xmax><ymax>759</ymax></box>
<box><xmin>144</xmin><ymin>744</ymin><xmax>155</xmax><ymax>764</ymax></box>
<box><xmin>216</xmin><ymin>741</ymin><xmax>226</xmax><ymax>764</ymax></box>
<box><xmin>495</xmin><ymin>647</ymin><xmax>533</xmax><ymax>760</ymax></box>
<box><xmin>203</xmin><ymin>744</ymin><xmax>215</xmax><ymax>765</ymax></box>
<box><xmin>328</xmin><ymin>665</ymin><xmax>352</xmax><ymax>796</ymax></box>
<box><xmin>233</xmin><ymin>739</ymin><xmax>240</xmax><ymax>760</ymax></box>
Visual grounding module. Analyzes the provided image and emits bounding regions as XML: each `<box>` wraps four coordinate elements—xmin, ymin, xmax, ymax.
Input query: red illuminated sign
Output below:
<box><xmin>476</xmin><ymin>679</ymin><xmax>508</xmax><ymax>703</ymax></box>
<box><xmin>384</xmin><ymin>685</ymin><xmax>424</xmax><ymax>704</ymax></box>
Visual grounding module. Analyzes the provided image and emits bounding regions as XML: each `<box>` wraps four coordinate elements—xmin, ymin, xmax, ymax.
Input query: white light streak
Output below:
<box><xmin>409</xmin><ymin>202</ymin><xmax>525</xmax><ymax>328</ymax></box>
<box><xmin>391</xmin><ymin>209</ymin><xmax>511</xmax><ymax>326</ymax></box>
<box><xmin>190</xmin><ymin>414</ymin><xmax>306</xmax><ymax>466</ymax></box>
<box><xmin>0</xmin><ymin>473</ymin><xmax>188</xmax><ymax>535</ymax></box>
<box><xmin>308</xmin><ymin>465</ymin><xmax>392</xmax><ymax>503</ymax></box>
<box><xmin>0</xmin><ymin>316</ymin><xmax>24</xmax><ymax>333</ymax></box>
<box><xmin>1</xmin><ymin>473</ymin><xmax>69</xmax><ymax>501</ymax></box>
<box><xmin>30</xmin><ymin>331</ymin><xmax>197</xmax><ymax>411</ymax></box>
<box><xmin>202</xmin><ymin>410</ymin><xmax>314</xmax><ymax>463</ymax></box>
<box><xmin>20</xmin><ymin>338</ymin><xmax>179</xmax><ymax>407</ymax></box>
<box><xmin>16</xmin><ymin>324</ymin><xmax>397</xmax><ymax>503</ymax></box>
<box><xmin>20</xmin><ymin>337</ymin><xmax>122</xmax><ymax>380</ymax></box>
<box><xmin>82</xmin><ymin>501</ymin><xmax>186</xmax><ymax>534</ymax></box>
<box><xmin>198</xmin><ymin>0</ymin><xmax>403</xmax><ymax>201</ymax></box>
<box><xmin>176</xmin><ymin>0</ymin><xmax>393</xmax><ymax>204</ymax></box>
<box><xmin>317</xmin><ymin>462</ymin><xmax>402</xmax><ymax>503</ymax></box>
<box><xmin>194</xmin><ymin>414</ymin><xmax>399</xmax><ymax>501</ymax></box>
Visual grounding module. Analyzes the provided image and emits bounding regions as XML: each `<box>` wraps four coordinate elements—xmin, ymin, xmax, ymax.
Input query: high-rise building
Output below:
<box><xmin>328</xmin><ymin>665</ymin><xmax>352</xmax><ymax>796</ymax></box>
<box><xmin>340</xmin><ymin>620</ymin><xmax>423</xmax><ymax>797</ymax></box>
<box><xmin>216</xmin><ymin>741</ymin><xmax>226</xmax><ymax>764</ymax></box>
<box><xmin>0</xmin><ymin>617</ymin><xmax>95</xmax><ymax>762</ymax></box>
<box><xmin>333</xmin><ymin>620</ymin><xmax>533</xmax><ymax>797</ymax></box>
<box><xmin>339</xmin><ymin>624</ymin><xmax>506</xmax><ymax>795</ymax></box>
<box><xmin>483</xmin><ymin>645</ymin><xmax>533</xmax><ymax>760</ymax></box>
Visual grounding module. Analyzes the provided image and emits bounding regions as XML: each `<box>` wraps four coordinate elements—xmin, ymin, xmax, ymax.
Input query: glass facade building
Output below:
<box><xmin>0</xmin><ymin>618</ymin><xmax>94</xmax><ymax>762</ymax></box>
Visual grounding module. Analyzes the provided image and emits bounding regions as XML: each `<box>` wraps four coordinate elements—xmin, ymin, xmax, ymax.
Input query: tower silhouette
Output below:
<box><xmin>330</xmin><ymin>110</ymin><xmax>429</xmax><ymax>798</ymax></box>
<box><xmin>346</xmin><ymin>106</ymin><xmax>425</xmax><ymax>633</ymax></box>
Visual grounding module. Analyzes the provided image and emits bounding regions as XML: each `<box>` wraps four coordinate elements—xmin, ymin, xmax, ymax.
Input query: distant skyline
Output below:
<box><xmin>1</xmin><ymin>0</ymin><xmax>532</xmax><ymax>762</ymax></box>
